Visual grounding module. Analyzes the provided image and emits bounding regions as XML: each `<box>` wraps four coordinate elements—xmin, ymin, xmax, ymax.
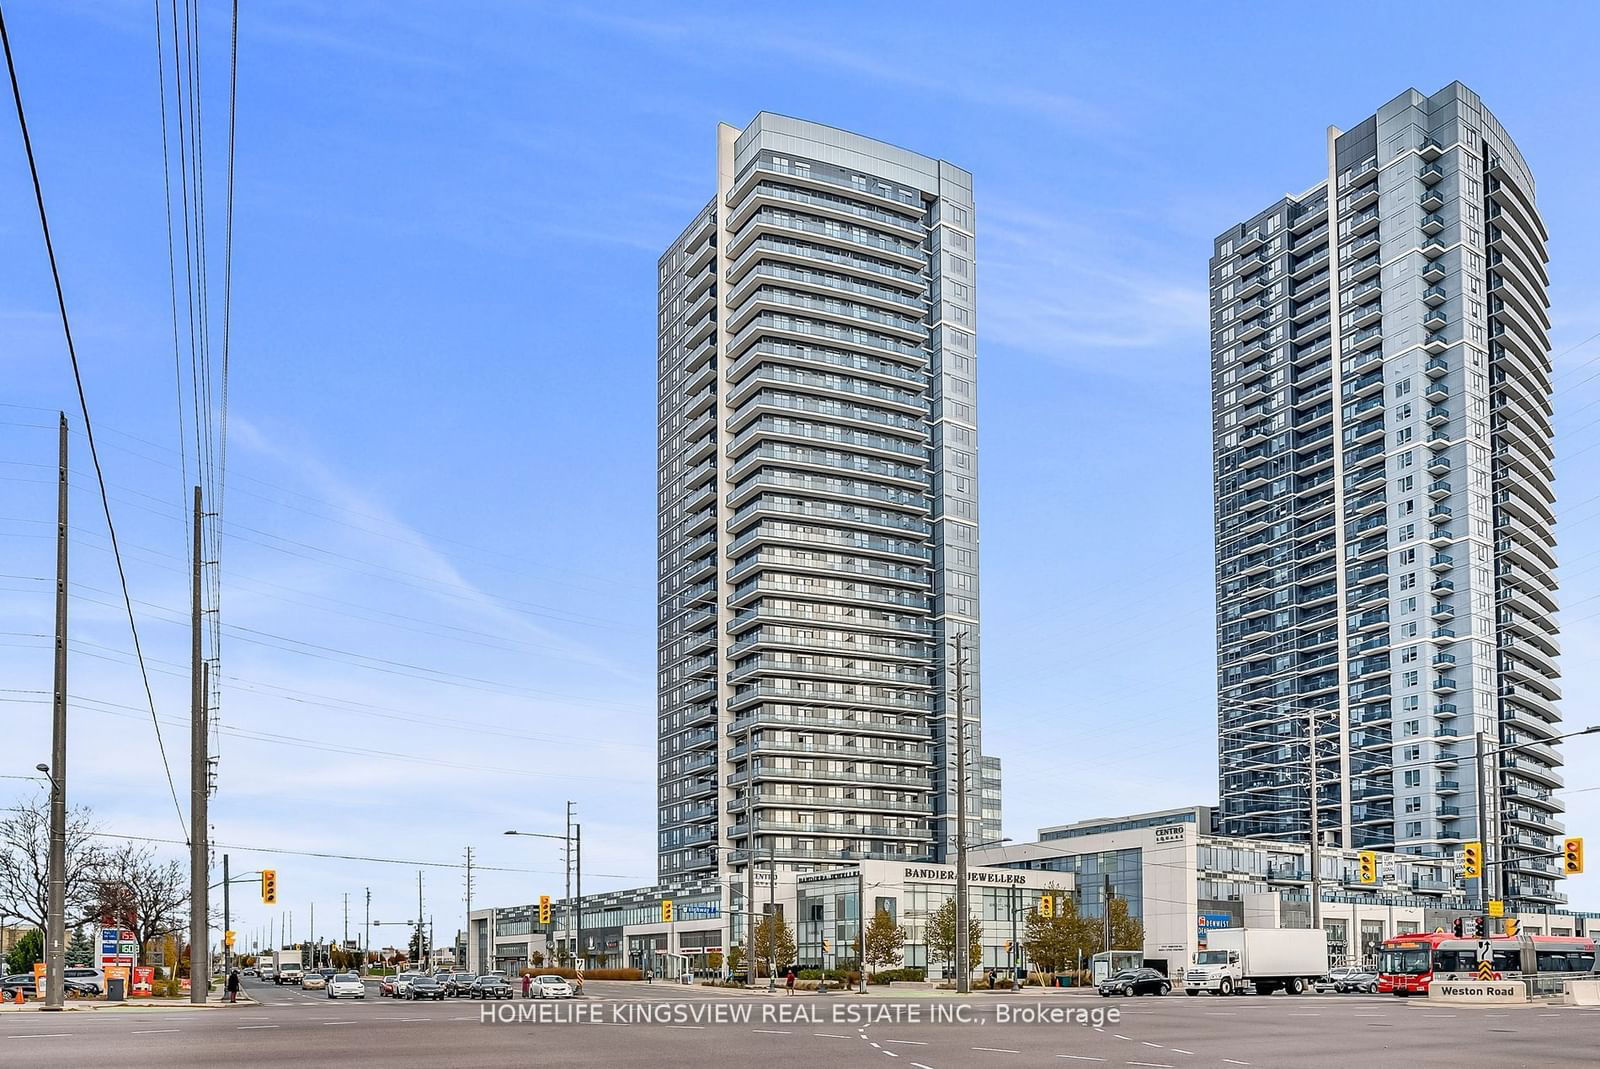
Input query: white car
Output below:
<box><xmin>301</xmin><ymin>973</ymin><xmax>327</xmax><ymax>991</ymax></box>
<box><xmin>326</xmin><ymin>973</ymin><xmax>366</xmax><ymax>999</ymax></box>
<box><xmin>532</xmin><ymin>974</ymin><xmax>573</xmax><ymax>999</ymax></box>
<box><xmin>393</xmin><ymin>972</ymin><xmax>422</xmax><ymax>998</ymax></box>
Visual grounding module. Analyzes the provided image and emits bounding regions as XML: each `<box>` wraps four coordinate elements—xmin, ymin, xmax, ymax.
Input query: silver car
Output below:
<box><xmin>532</xmin><ymin>974</ymin><xmax>574</xmax><ymax>999</ymax></box>
<box><xmin>327</xmin><ymin>973</ymin><xmax>366</xmax><ymax>999</ymax></box>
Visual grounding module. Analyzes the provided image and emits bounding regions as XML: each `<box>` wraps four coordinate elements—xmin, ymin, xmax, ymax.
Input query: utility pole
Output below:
<box><xmin>364</xmin><ymin>889</ymin><xmax>371</xmax><ymax>972</ymax></box>
<box><xmin>417</xmin><ymin>871</ymin><xmax>425</xmax><ymax>966</ymax></box>
<box><xmin>745</xmin><ymin>757</ymin><xmax>756</xmax><ymax>988</ymax></box>
<box><xmin>44</xmin><ymin>413</ymin><xmax>67</xmax><ymax>1010</ymax></box>
<box><xmin>952</xmin><ymin>630</ymin><xmax>970</xmax><ymax>994</ymax></box>
<box><xmin>1103</xmin><ymin>874</ymin><xmax>1112</xmax><ymax>956</ymax></box>
<box><xmin>310</xmin><ymin>902</ymin><xmax>315</xmax><ymax>966</ymax></box>
<box><xmin>574</xmin><ymin>824</ymin><xmax>583</xmax><ymax>971</ymax></box>
<box><xmin>572</xmin><ymin>800</ymin><xmax>579</xmax><ymax>966</ymax></box>
<box><xmin>463</xmin><ymin>846</ymin><xmax>472</xmax><ymax>972</ymax></box>
<box><xmin>343</xmin><ymin>892</ymin><xmax>349</xmax><ymax>948</ymax></box>
<box><xmin>223</xmin><ymin>854</ymin><xmax>231</xmax><ymax>979</ymax></box>
<box><xmin>1308</xmin><ymin>707</ymin><xmax>1322</xmax><ymax>933</ymax></box>
<box><xmin>189</xmin><ymin>486</ymin><xmax>209</xmax><ymax>1004</ymax></box>
<box><xmin>1475</xmin><ymin>729</ymin><xmax>1490</xmax><ymax>915</ymax></box>
<box><xmin>766</xmin><ymin>843</ymin><xmax>776</xmax><ymax>991</ymax></box>
<box><xmin>858</xmin><ymin>867</ymin><xmax>868</xmax><ymax>994</ymax></box>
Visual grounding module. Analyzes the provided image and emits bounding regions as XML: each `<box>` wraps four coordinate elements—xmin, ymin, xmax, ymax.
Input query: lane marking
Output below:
<box><xmin>237</xmin><ymin>1024</ymin><xmax>279</xmax><ymax>1030</ymax></box>
<box><xmin>1142</xmin><ymin>1042</ymin><xmax>1164</xmax><ymax>1048</ymax></box>
<box><xmin>1113</xmin><ymin>1034</ymin><xmax>1134</xmax><ymax>1041</ymax></box>
<box><xmin>973</xmin><ymin>1047</ymin><xmax>1021</xmax><ymax>1054</ymax></box>
<box><xmin>131</xmin><ymin>1029</ymin><xmax>180</xmax><ymax>1035</ymax></box>
<box><xmin>1222</xmin><ymin>1061</ymin><xmax>1251</xmax><ymax>1066</ymax></box>
<box><xmin>1170</xmin><ymin>1050</ymin><xmax>1195</xmax><ymax>1056</ymax></box>
<box><xmin>815</xmin><ymin>1033</ymin><xmax>849</xmax><ymax>1039</ymax></box>
<box><xmin>885</xmin><ymin>1039</ymin><xmax>928</xmax><ymax>1046</ymax></box>
<box><xmin>1127</xmin><ymin>1063</ymin><xmax>1174</xmax><ymax>1068</ymax></box>
<box><xmin>883</xmin><ymin>1054</ymin><xmax>899</xmax><ymax>1060</ymax></box>
<box><xmin>1353</xmin><ymin>1013</ymin><xmax>1386</xmax><ymax>1018</ymax></box>
<box><xmin>1056</xmin><ymin>1057</ymin><xmax>1107</xmax><ymax>1063</ymax></box>
<box><xmin>667</xmin><ymin>1024</ymin><xmax>704</xmax><ymax>1029</ymax></box>
<box><xmin>323</xmin><ymin>1021</ymin><xmax>357</xmax><ymax>1026</ymax></box>
<box><xmin>1203</xmin><ymin>1012</ymin><xmax>1235</xmax><ymax>1017</ymax></box>
<box><xmin>753</xmin><ymin>1029</ymin><xmax>790</xmax><ymax>1035</ymax></box>
<box><xmin>8</xmin><ymin>1033</ymin><xmax>72</xmax><ymax>1039</ymax></box>
<box><xmin>912</xmin><ymin>1063</ymin><xmax>935</xmax><ymax>1069</ymax></box>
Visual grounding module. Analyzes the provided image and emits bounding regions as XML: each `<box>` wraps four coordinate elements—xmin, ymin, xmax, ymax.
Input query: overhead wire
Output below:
<box><xmin>0</xmin><ymin>2</ymin><xmax>187</xmax><ymax>838</ymax></box>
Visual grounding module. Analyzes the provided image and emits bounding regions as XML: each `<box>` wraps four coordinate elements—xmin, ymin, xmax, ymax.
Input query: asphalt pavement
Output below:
<box><xmin>0</xmin><ymin>977</ymin><xmax>1593</xmax><ymax>1067</ymax></box>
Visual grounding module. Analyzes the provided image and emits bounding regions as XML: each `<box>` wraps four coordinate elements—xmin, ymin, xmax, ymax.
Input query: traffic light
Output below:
<box><xmin>1004</xmin><ymin>939</ymin><xmax>1014</xmax><ymax>954</ymax></box>
<box><xmin>1564</xmin><ymin>837</ymin><xmax>1585</xmax><ymax>875</ymax></box>
<box><xmin>1039</xmin><ymin>895</ymin><xmax>1054</xmax><ymax>919</ymax></box>
<box><xmin>224</xmin><ymin>930</ymin><xmax>235</xmax><ymax>948</ymax></box>
<box><xmin>1505</xmin><ymin>918</ymin><xmax>1519</xmax><ymax>938</ymax></box>
<box><xmin>661</xmin><ymin>899</ymin><xmax>674</xmax><ymax>924</ymax></box>
<box><xmin>1451</xmin><ymin>917</ymin><xmax>1464</xmax><ymax>938</ymax></box>
<box><xmin>539</xmin><ymin>896</ymin><xmax>551</xmax><ymax>925</ymax></box>
<box><xmin>261</xmin><ymin>869</ymin><xmax>277</xmax><ymax>905</ymax></box>
<box><xmin>822</xmin><ymin>939</ymin><xmax>832</xmax><ymax>954</ymax></box>
<box><xmin>1357</xmin><ymin>852</ymin><xmax>1377</xmax><ymax>884</ymax></box>
<box><xmin>1473</xmin><ymin>916</ymin><xmax>1487</xmax><ymax>938</ymax></box>
<box><xmin>1461</xmin><ymin>841</ymin><xmax>1482</xmax><ymax>880</ymax></box>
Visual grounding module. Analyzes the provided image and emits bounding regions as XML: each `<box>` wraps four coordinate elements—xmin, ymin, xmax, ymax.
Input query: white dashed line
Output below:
<box><xmin>753</xmin><ymin>1029</ymin><xmax>790</xmax><ymax>1035</ymax></box>
<box><xmin>8</xmin><ymin>1034</ymin><xmax>72</xmax><ymax>1039</ymax></box>
<box><xmin>883</xmin><ymin>1054</ymin><xmax>899</xmax><ymax>1060</ymax></box>
<box><xmin>237</xmin><ymin>1024</ymin><xmax>279</xmax><ymax>1029</ymax></box>
<box><xmin>1127</xmin><ymin>1062</ymin><xmax>1173</xmax><ymax>1068</ymax></box>
<box><xmin>912</xmin><ymin>1063</ymin><xmax>935</xmax><ymax>1069</ymax></box>
<box><xmin>1170</xmin><ymin>1049</ymin><xmax>1195</xmax><ymax>1056</ymax></box>
<box><xmin>885</xmin><ymin>1039</ymin><xmax>928</xmax><ymax>1045</ymax></box>
<box><xmin>131</xmin><ymin>1029</ymin><xmax>180</xmax><ymax>1035</ymax></box>
<box><xmin>973</xmin><ymin>1047</ymin><xmax>1021</xmax><ymax>1054</ymax></box>
<box><xmin>815</xmin><ymin>1033</ymin><xmax>850</xmax><ymax>1038</ymax></box>
<box><xmin>323</xmin><ymin>1021</ymin><xmax>357</xmax><ymax>1026</ymax></box>
<box><xmin>1113</xmin><ymin>1034</ymin><xmax>1134</xmax><ymax>1041</ymax></box>
<box><xmin>667</xmin><ymin>1024</ymin><xmax>704</xmax><ymax>1029</ymax></box>
<box><xmin>1222</xmin><ymin>1061</ymin><xmax>1251</xmax><ymax>1066</ymax></box>
<box><xmin>1204</xmin><ymin>1012</ymin><xmax>1235</xmax><ymax>1016</ymax></box>
<box><xmin>1353</xmin><ymin>1013</ymin><xmax>1386</xmax><ymax>1018</ymax></box>
<box><xmin>1142</xmin><ymin>1041</ymin><xmax>1165</xmax><ymax>1048</ymax></box>
<box><xmin>1056</xmin><ymin>1057</ymin><xmax>1107</xmax><ymax>1063</ymax></box>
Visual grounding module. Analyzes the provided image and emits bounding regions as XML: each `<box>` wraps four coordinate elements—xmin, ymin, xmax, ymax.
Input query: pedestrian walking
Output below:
<box><xmin>522</xmin><ymin>972</ymin><xmax>532</xmax><ymax>999</ymax></box>
<box><xmin>226</xmin><ymin>968</ymin><xmax>241</xmax><ymax>1003</ymax></box>
<box><xmin>785</xmin><ymin>968</ymin><xmax>796</xmax><ymax>995</ymax></box>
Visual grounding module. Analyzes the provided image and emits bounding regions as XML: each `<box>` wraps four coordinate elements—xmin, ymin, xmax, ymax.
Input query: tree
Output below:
<box><xmin>4</xmin><ymin>928</ymin><xmax>42</xmax><ymax>974</ymax></box>
<box><xmin>925</xmin><ymin>898</ymin><xmax>982</xmax><ymax>979</ymax></box>
<box><xmin>1021</xmin><ymin>886</ymin><xmax>1091</xmax><ymax>975</ymax></box>
<box><xmin>859</xmin><ymin>908</ymin><xmax>906</xmax><ymax>980</ymax></box>
<box><xmin>0</xmin><ymin>796</ymin><xmax>105</xmax><ymax>932</ymax></box>
<box><xmin>1087</xmin><ymin>894</ymin><xmax>1144</xmax><ymax>953</ymax></box>
<box><xmin>93</xmin><ymin>842</ymin><xmax>189</xmax><ymax>964</ymax></box>
<box><xmin>66</xmin><ymin>927</ymin><xmax>95</xmax><ymax>966</ymax></box>
<box><xmin>727</xmin><ymin>944</ymin><xmax>745</xmax><ymax>978</ymax></box>
<box><xmin>706</xmin><ymin>950</ymin><xmax>723</xmax><ymax>974</ymax></box>
<box><xmin>530</xmin><ymin>950</ymin><xmax>544</xmax><ymax>967</ymax></box>
<box><xmin>752</xmin><ymin>911</ymin><xmax>795</xmax><ymax>977</ymax></box>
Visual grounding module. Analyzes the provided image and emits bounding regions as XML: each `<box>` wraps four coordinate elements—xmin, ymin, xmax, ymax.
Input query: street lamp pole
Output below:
<box><xmin>505</xmin><ymin>825</ymin><xmax>582</xmax><ymax>968</ymax></box>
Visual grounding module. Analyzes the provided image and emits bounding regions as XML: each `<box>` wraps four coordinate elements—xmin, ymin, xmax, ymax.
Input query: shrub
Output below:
<box><xmin>869</xmin><ymin>967</ymin><xmax>926</xmax><ymax>985</ymax></box>
<box><xmin>516</xmin><ymin>967</ymin><xmax>642</xmax><ymax>981</ymax></box>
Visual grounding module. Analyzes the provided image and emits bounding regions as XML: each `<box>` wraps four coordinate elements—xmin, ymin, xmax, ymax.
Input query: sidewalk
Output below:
<box><xmin>0</xmin><ymin>991</ymin><xmax>257</xmax><ymax>1013</ymax></box>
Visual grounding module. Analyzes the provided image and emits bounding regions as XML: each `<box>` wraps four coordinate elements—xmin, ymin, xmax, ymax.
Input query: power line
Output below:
<box><xmin>0</xmin><ymin>3</ymin><xmax>187</xmax><ymax>838</ymax></box>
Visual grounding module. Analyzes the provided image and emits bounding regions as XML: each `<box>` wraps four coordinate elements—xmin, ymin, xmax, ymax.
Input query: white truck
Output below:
<box><xmin>1184</xmin><ymin>928</ymin><xmax>1328</xmax><ymax>996</ymax></box>
<box><xmin>272</xmin><ymin>948</ymin><xmax>304</xmax><ymax>985</ymax></box>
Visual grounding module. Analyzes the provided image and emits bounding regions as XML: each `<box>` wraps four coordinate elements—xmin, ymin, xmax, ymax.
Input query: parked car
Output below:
<box><xmin>392</xmin><ymin>972</ymin><xmax>422</xmax><ymax>998</ymax></box>
<box><xmin>1314</xmin><ymin>966</ymin><xmax>1367</xmax><ymax>993</ymax></box>
<box><xmin>1336</xmin><ymin>969</ymin><xmax>1379</xmax><ymax>994</ymax></box>
<box><xmin>1</xmin><ymin>974</ymin><xmax>38</xmax><ymax>999</ymax></box>
<box><xmin>405</xmin><ymin>976</ymin><xmax>446</xmax><ymax>1001</ymax></box>
<box><xmin>531</xmin><ymin>974</ymin><xmax>574</xmax><ymax>999</ymax></box>
<box><xmin>301</xmin><ymin>973</ymin><xmax>327</xmax><ymax>991</ymax></box>
<box><xmin>471</xmin><ymin>974</ymin><xmax>513</xmax><ymax>999</ymax></box>
<box><xmin>327</xmin><ymin>973</ymin><xmax>366</xmax><ymax>1000</ymax></box>
<box><xmin>1098</xmin><ymin>968</ymin><xmax>1170</xmax><ymax>997</ymax></box>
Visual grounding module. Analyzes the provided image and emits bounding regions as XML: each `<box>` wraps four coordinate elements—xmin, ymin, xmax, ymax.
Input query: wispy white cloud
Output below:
<box><xmin>979</xmin><ymin>201</ymin><xmax>1209</xmax><ymax>369</ymax></box>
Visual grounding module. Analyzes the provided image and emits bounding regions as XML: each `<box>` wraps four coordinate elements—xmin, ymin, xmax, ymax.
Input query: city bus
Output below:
<box><xmin>1376</xmin><ymin>932</ymin><xmax>1595</xmax><ymax>996</ymax></box>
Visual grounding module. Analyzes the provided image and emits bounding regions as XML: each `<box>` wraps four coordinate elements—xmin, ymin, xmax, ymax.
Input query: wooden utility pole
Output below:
<box><xmin>190</xmin><ymin>486</ymin><xmax>209</xmax><ymax>1004</ymax></box>
<box><xmin>45</xmin><ymin>413</ymin><xmax>67</xmax><ymax>1010</ymax></box>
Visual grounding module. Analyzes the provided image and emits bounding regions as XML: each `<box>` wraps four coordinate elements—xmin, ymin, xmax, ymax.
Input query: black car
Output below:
<box><xmin>405</xmin><ymin>976</ymin><xmax>446</xmax><ymax>1000</ymax></box>
<box><xmin>1098</xmin><ymin>968</ymin><xmax>1170</xmax><ymax>997</ymax></box>
<box><xmin>1</xmin><ymin>973</ymin><xmax>37</xmax><ymax>999</ymax></box>
<box><xmin>470</xmin><ymin>974</ymin><xmax>513</xmax><ymax>999</ymax></box>
<box><xmin>447</xmin><ymin>972</ymin><xmax>477</xmax><ymax>997</ymax></box>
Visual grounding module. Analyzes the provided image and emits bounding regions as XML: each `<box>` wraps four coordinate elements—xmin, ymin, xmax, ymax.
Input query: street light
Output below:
<box><xmin>1482</xmin><ymin>724</ymin><xmax>1600</xmax><ymax>909</ymax></box>
<box><xmin>505</xmin><ymin>828</ymin><xmax>581</xmax><ymax>972</ymax></box>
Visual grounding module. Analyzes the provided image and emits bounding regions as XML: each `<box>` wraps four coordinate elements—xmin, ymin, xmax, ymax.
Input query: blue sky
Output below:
<box><xmin>4</xmin><ymin>1</ymin><xmax>1600</xmax><ymax>947</ymax></box>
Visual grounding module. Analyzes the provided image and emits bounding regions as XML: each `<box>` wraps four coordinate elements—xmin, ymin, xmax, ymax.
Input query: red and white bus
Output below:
<box><xmin>1376</xmin><ymin>932</ymin><xmax>1595</xmax><ymax>996</ymax></box>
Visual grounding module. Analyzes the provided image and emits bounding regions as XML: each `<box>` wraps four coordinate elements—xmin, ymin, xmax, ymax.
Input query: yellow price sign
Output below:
<box><xmin>1487</xmin><ymin>900</ymin><xmax>1503</xmax><ymax>918</ymax></box>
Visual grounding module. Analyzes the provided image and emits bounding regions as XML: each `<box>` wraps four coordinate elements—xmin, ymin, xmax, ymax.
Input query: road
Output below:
<box><xmin>1</xmin><ymin>978</ymin><xmax>1595</xmax><ymax>1067</ymax></box>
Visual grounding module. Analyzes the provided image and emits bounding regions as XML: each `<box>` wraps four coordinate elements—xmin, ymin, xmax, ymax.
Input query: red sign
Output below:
<box><xmin>131</xmin><ymin>967</ymin><xmax>154</xmax><ymax>997</ymax></box>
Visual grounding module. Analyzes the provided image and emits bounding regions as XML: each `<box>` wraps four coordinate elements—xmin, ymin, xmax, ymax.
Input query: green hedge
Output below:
<box><xmin>868</xmin><ymin>967</ymin><xmax>926</xmax><ymax>985</ymax></box>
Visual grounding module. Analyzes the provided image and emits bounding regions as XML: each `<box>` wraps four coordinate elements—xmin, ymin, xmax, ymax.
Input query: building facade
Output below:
<box><xmin>975</xmin><ymin>807</ymin><xmax>1595</xmax><ymax>976</ymax></box>
<box><xmin>656</xmin><ymin>114</ymin><xmax>998</xmax><ymax>886</ymax></box>
<box><xmin>1209</xmin><ymin>83</ymin><xmax>1563</xmax><ymax>904</ymax></box>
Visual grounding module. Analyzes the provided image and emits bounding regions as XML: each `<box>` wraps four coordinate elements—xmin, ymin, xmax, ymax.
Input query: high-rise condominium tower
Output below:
<box><xmin>655</xmin><ymin>115</ymin><xmax>998</xmax><ymax>884</ymax></box>
<box><xmin>1210</xmin><ymin>84</ymin><xmax>1564</xmax><ymax>904</ymax></box>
